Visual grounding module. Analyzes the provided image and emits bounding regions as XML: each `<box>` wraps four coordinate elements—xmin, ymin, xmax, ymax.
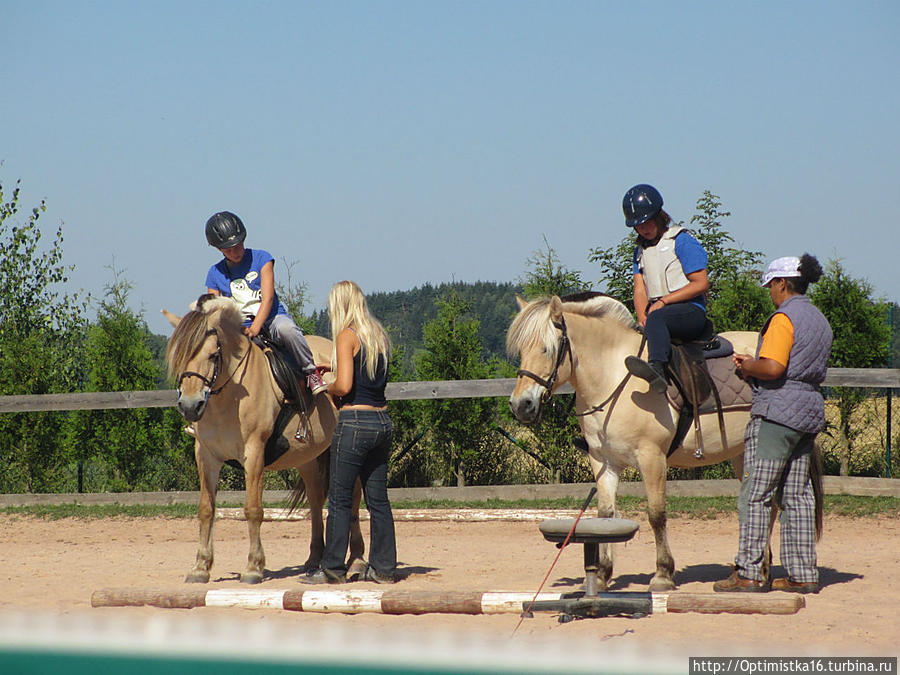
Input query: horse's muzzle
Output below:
<box><xmin>177</xmin><ymin>391</ymin><xmax>209</xmax><ymax>422</ymax></box>
<box><xmin>509</xmin><ymin>393</ymin><xmax>542</xmax><ymax>425</ymax></box>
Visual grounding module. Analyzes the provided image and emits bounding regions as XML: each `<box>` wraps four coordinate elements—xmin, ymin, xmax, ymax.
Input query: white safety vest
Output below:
<box><xmin>636</xmin><ymin>226</ymin><xmax>691</xmax><ymax>299</ymax></box>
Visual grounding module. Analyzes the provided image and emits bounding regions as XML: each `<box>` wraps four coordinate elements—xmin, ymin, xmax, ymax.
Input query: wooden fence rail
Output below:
<box><xmin>1</xmin><ymin>369</ymin><xmax>899</xmax><ymax>414</ymax></box>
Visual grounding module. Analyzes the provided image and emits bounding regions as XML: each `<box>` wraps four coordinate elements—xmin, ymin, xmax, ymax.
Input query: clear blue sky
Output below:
<box><xmin>3</xmin><ymin>1</ymin><xmax>898</xmax><ymax>336</ymax></box>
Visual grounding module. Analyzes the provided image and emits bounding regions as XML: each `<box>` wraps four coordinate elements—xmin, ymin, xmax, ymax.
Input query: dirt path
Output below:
<box><xmin>1</xmin><ymin>512</ymin><xmax>896</xmax><ymax>670</ymax></box>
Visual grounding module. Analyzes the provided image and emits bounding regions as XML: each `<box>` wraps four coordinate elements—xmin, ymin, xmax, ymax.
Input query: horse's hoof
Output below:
<box><xmin>346</xmin><ymin>559</ymin><xmax>368</xmax><ymax>581</ymax></box>
<box><xmin>241</xmin><ymin>572</ymin><xmax>264</xmax><ymax>585</ymax></box>
<box><xmin>649</xmin><ymin>578</ymin><xmax>676</xmax><ymax>592</ymax></box>
<box><xmin>185</xmin><ymin>571</ymin><xmax>210</xmax><ymax>584</ymax></box>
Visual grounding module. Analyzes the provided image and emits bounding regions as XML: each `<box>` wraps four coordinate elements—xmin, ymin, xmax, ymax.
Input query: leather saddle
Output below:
<box><xmin>663</xmin><ymin>319</ymin><xmax>751</xmax><ymax>458</ymax></box>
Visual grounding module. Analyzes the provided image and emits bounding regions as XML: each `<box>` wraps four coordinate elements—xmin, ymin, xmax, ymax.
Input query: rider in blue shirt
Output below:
<box><xmin>622</xmin><ymin>185</ymin><xmax>710</xmax><ymax>393</ymax></box>
<box><xmin>204</xmin><ymin>211</ymin><xmax>327</xmax><ymax>408</ymax></box>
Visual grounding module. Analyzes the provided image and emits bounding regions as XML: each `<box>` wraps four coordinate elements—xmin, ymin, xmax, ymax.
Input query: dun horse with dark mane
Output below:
<box><xmin>165</xmin><ymin>294</ymin><xmax>363</xmax><ymax>584</ymax></box>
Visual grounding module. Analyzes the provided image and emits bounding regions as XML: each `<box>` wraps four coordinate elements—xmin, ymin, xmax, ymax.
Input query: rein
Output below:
<box><xmin>176</xmin><ymin>329</ymin><xmax>251</xmax><ymax>398</ymax></box>
<box><xmin>572</xmin><ymin>334</ymin><xmax>646</xmax><ymax>417</ymax></box>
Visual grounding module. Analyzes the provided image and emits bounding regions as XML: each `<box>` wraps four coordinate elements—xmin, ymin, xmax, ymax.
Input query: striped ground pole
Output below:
<box><xmin>91</xmin><ymin>588</ymin><xmax>804</xmax><ymax>615</ymax></box>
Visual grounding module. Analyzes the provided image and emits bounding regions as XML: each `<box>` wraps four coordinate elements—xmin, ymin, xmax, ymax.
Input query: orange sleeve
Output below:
<box><xmin>758</xmin><ymin>313</ymin><xmax>794</xmax><ymax>367</ymax></box>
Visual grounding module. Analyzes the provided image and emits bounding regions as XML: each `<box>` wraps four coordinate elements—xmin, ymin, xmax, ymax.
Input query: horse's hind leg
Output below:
<box><xmin>588</xmin><ymin>454</ymin><xmax>619</xmax><ymax>591</ymax></box>
<box><xmin>186</xmin><ymin>448</ymin><xmax>218</xmax><ymax>583</ymax></box>
<box><xmin>242</xmin><ymin>454</ymin><xmax>266</xmax><ymax>584</ymax></box>
<box><xmin>298</xmin><ymin>460</ymin><xmax>326</xmax><ymax>571</ymax></box>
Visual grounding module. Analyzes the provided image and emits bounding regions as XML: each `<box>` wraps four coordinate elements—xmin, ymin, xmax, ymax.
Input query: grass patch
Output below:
<box><xmin>2</xmin><ymin>495</ymin><xmax>897</xmax><ymax>520</ymax></box>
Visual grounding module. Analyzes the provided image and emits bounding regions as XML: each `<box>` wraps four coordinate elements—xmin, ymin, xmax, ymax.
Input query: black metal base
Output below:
<box><xmin>526</xmin><ymin>592</ymin><xmax>652</xmax><ymax>622</ymax></box>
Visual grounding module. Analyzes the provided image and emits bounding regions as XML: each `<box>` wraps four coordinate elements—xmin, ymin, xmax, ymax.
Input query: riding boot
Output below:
<box><xmin>624</xmin><ymin>356</ymin><xmax>668</xmax><ymax>394</ymax></box>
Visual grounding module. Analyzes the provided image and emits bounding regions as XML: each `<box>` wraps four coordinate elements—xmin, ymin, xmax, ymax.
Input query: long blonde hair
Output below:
<box><xmin>328</xmin><ymin>280</ymin><xmax>390</xmax><ymax>378</ymax></box>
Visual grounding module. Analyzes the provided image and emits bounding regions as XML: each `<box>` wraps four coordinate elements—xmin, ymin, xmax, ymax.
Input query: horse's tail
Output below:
<box><xmin>811</xmin><ymin>440</ymin><xmax>824</xmax><ymax>541</ymax></box>
<box><xmin>286</xmin><ymin>446</ymin><xmax>331</xmax><ymax>514</ymax></box>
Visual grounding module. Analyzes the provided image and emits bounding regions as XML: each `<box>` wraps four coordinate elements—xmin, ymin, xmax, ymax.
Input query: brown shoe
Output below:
<box><xmin>713</xmin><ymin>570</ymin><xmax>770</xmax><ymax>593</ymax></box>
<box><xmin>772</xmin><ymin>577</ymin><xmax>819</xmax><ymax>594</ymax></box>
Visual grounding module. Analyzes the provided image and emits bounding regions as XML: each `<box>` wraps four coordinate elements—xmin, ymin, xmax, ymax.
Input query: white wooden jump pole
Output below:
<box><xmin>91</xmin><ymin>587</ymin><xmax>804</xmax><ymax>615</ymax></box>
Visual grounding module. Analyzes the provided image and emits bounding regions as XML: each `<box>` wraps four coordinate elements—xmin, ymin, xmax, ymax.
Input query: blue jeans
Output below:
<box><xmin>322</xmin><ymin>409</ymin><xmax>397</xmax><ymax>575</ymax></box>
<box><xmin>644</xmin><ymin>302</ymin><xmax>707</xmax><ymax>364</ymax></box>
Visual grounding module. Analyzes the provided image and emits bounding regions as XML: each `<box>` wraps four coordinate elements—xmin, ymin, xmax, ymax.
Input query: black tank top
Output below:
<box><xmin>340</xmin><ymin>341</ymin><xmax>388</xmax><ymax>408</ymax></box>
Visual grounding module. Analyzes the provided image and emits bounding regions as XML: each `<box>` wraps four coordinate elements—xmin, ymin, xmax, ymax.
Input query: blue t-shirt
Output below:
<box><xmin>632</xmin><ymin>230</ymin><xmax>708</xmax><ymax>310</ymax></box>
<box><xmin>205</xmin><ymin>248</ymin><xmax>287</xmax><ymax>326</ymax></box>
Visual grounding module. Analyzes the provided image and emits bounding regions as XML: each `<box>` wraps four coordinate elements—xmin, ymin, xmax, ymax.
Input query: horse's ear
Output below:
<box><xmin>548</xmin><ymin>295</ymin><xmax>563</xmax><ymax>322</ymax></box>
<box><xmin>161</xmin><ymin>309</ymin><xmax>181</xmax><ymax>327</ymax></box>
<box><xmin>515</xmin><ymin>294</ymin><xmax>528</xmax><ymax>310</ymax></box>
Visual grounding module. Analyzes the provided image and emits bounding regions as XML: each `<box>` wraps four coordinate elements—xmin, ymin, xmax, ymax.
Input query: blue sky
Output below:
<box><xmin>3</xmin><ymin>1</ymin><xmax>898</xmax><ymax>336</ymax></box>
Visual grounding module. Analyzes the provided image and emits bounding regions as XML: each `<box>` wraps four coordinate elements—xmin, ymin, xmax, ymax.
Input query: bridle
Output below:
<box><xmin>516</xmin><ymin>314</ymin><xmax>647</xmax><ymax>417</ymax></box>
<box><xmin>176</xmin><ymin>329</ymin><xmax>248</xmax><ymax>401</ymax></box>
<box><xmin>516</xmin><ymin>316</ymin><xmax>572</xmax><ymax>404</ymax></box>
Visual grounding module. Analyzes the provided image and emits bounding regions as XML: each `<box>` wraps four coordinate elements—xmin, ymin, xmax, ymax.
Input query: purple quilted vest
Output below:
<box><xmin>751</xmin><ymin>294</ymin><xmax>833</xmax><ymax>433</ymax></box>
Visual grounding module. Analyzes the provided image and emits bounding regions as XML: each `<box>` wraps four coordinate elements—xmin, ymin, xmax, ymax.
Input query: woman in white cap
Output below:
<box><xmin>714</xmin><ymin>253</ymin><xmax>832</xmax><ymax>594</ymax></box>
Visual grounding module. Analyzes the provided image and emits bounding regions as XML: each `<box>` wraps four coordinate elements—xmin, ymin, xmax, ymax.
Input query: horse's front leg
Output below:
<box><xmin>242</xmin><ymin>449</ymin><xmax>266</xmax><ymax>584</ymax></box>
<box><xmin>640</xmin><ymin>447</ymin><xmax>676</xmax><ymax>591</ymax></box>
<box><xmin>186</xmin><ymin>443</ymin><xmax>219</xmax><ymax>583</ymax></box>
<box><xmin>346</xmin><ymin>479</ymin><xmax>367</xmax><ymax>580</ymax></box>
<box><xmin>588</xmin><ymin>453</ymin><xmax>619</xmax><ymax>591</ymax></box>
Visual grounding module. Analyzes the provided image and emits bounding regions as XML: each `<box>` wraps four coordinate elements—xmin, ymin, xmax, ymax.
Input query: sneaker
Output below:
<box><xmin>713</xmin><ymin>570</ymin><xmax>770</xmax><ymax>593</ymax></box>
<box><xmin>306</xmin><ymin>369</ymin><xmax>328</xmax><ymax>396</ymax></box>
<box><xmin>363</xmin><ymin>565</ymin><xmax>398</xmax><ymax>585</ymax></box>
<box><xmin>297</xmin><ymin>568</ymin><xmax>346</xmax><ymax>585</ymax></box>
<box><xmin>624</xmin><ymin>356</ymin><xmax>667</xmax><ymax>394</ymax></box>
<box><xmin>772</xmin><ymin>577</ymin><xmax>819</xmax><ymax>594</ymax></box>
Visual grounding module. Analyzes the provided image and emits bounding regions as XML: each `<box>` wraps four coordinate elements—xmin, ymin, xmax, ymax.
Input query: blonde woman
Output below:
<box><xmin>299</xmin><ymin>280</ymin><xmax>398</xmax><ymax>585</ymax></box>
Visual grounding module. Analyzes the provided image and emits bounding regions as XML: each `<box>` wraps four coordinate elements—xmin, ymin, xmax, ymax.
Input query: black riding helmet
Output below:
<box><xmin>622</xmin><ymin>184</ymin><xmax>663</xmax><ymax>228</ymax></box>
<box><xmin>205</xmin><ymin>211</ymin><xmax>247</xmax><ymax>249</ymax></box>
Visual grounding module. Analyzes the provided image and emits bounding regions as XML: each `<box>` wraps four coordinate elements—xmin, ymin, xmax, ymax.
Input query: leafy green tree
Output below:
<box><xmin>385</xmin><ymin>340</ymin><xmax>431</xmax><ymax>487</ymax></box>
<box><xmin>416</xmin><ymin>291</ymin><xmax>496</xmax><ymax>486</ymax></box>
<box><xmin>588</xmin><ymin>190</ymin><xmax>768</xmax><ymax>331</ymax></box>
<box><xmin>66</xmin><ymin>265</ymin><xmax>196</xmax><ymax>490</ymax></box>
<box><xmin>810</xmin><ymin>259</ymin><xmax>892</xmax><ymax>476</ymax></box>
<box><xmin>275</xmin><ymin>258</ymin><xmax>315</xmax><ymax>335</ymax></box>
<box><xmin>0</xmin><ymin>177</ymin><xmax>88</xmax><ymax>492</ymax></box>
<box><xmin>507</xmin><ymin>239</ymin><xmax>592</xmax><ymax>483</ymax></box>
<box><xmin>707</xmin><ymin>271</ymin><xmax>773</xmax><ymax>333</ymax></box>
<box><xmin>520</xmin><ymin>236</ymin><xmax>590</xmax><ymax>299</ymax></box>
<box><xmin>588</xmin><ymin>232</ymin><xmax>636</xmax><ymax>309</ymax></box>
<box><xmin>689</xmin><ymin>192</ymin><xmax>764</xmax><ymax>303</ymax></box>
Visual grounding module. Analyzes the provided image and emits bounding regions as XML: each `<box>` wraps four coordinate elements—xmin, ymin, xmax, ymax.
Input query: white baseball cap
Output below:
<box><xmin>760</xmin><ymin>256</ymin><xmax>802</xmax><ymax>287</ymax></box>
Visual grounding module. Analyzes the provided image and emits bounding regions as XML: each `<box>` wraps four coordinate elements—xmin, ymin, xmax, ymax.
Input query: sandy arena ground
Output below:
<box><xmin>0</xmin><ymin>510</ymin><xmax>897</xmax><ymax>671</ymax></box>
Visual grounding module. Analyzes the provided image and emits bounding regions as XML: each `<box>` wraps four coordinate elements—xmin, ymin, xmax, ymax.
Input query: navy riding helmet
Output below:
<box><xmin>205</xmin><ymin>211</ymin><xmax>247</xmax><ymax>249</ymax></box>
<box><xmin>622</xmin><ymin>184</ymin><xmax>663</xmax><ymax>228</ymax></box>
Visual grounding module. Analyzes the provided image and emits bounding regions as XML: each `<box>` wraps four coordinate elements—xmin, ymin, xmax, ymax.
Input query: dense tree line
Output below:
<box><xmin>1</xmin><ymin>174</ymin><xmax>897</xmax><ymax>494</ymax></box>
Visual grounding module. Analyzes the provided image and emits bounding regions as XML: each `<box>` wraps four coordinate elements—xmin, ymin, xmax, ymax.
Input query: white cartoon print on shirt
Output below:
<box><xmin>229</xmin><ymin>277</ymin><xmax>262</xmax><ymax>321</ymax></box>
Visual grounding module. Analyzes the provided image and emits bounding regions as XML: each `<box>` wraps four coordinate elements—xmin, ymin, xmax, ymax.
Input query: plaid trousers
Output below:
<box><xmin>736</xmin><ymin>416</ymin><xmax>818</xmax><ymax>583</ymax></box>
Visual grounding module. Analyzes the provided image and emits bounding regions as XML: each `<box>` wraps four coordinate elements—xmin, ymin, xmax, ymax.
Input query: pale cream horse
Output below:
<box><xmin>507</xmin><ymin>293</ymin><xmax>756</xmax><ymax>591</ymax></box>
<box><xmin>165</xmin><ymin>294</ymin><xmax>363</xmax><ymax>584</ymax></box>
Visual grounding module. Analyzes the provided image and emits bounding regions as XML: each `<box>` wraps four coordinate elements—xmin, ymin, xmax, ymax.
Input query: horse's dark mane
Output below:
<box><xmin>560</xmin><ymin>290</ymin><xmax>611</xmax><ymax>304</ymax></box>
<box><xmin>507</xmin><ymin>293</ymin><xmax>638</xmax><ymax>358</ymax></box>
